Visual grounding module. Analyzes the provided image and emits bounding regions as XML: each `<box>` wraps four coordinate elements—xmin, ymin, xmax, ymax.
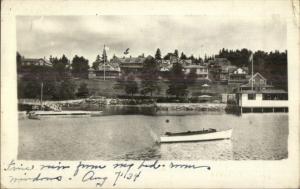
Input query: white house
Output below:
<box><xmin>183</xmin><ymin>65</ymin><xmax>209</xmax><ymax>80</ymax></box>
<box><xmin>228</xmin><ymin>67</ymin><xmax>249</xmax><ymax>84</ymax></box>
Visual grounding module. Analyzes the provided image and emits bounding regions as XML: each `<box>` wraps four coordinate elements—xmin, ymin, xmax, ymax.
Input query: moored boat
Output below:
<box><xmin>28</xmin><ymin>112</ymin><xmax>40</xmax><ymax>120</ymax></box>
<box><xmin>160</xmin><ymin>128</ymin><xmax>232</xmax><ymax>143</ymax></box>
<box><xmin>28</xmin><ymin>110</ymin><xmax>103</xmax><ymax>118</ymax></box>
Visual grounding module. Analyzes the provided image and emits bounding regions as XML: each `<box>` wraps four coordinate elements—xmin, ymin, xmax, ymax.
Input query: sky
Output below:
<box><xmin>17</xmin><ymin>15</ymin><xmax>286</xmax><ymax>64</ymax></box>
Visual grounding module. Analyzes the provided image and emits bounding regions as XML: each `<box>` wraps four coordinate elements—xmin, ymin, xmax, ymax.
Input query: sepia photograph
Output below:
<box><xmin>1</xmin><ymin>0</ymin><xmax>299</xmax><ymax>188</ymax></box>
<box><xmin>16</xmin><ymin>15</ymin><xmax>289</xmax><ymax>161</ymax></box>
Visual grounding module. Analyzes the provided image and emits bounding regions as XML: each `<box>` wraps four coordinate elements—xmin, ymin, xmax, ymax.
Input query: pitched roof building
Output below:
<box><xmin>21</xmin><ymin>58</ymin><xmax>52</xmax><ymax>67</ymax></box>
<box><xmin>88</xmin><ymin>61</ymin><xmax>121</xmax><ymax>80</ymax></box>
<box><xmin>118</xmin><ymin>55</ymin><xmax>153</xmax><ymax>74</ymax></box>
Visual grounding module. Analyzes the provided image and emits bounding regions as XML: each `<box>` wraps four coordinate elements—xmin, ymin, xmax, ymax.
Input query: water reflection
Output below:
<box><xmin>160</xmin><ymin>140</ymin><xmax>233</xmax><ymax>160</ymax></box>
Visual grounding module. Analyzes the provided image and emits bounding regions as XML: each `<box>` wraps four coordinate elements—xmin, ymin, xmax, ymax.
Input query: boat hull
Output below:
<box><xmin>28</xmin><ymin>111</ymin><xmax>103</xmax><ymax>117</ymax></box>
<box><xmin>160</xmin><ymin>129</ymin><xmax>232</xmax><ymax>143</ymax></box>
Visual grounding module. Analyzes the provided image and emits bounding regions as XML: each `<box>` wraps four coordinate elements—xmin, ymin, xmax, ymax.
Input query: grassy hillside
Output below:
<box><xmin>73</xmin><ymin>78</ymin><xmax>235</xmax><ymax>98</ymax></box>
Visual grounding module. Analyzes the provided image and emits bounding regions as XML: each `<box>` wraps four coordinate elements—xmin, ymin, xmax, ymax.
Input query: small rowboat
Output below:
<box><xmin>160</xmin><ymin>128</ymin><xmax>232</xmax><ymax>143</ymax></box>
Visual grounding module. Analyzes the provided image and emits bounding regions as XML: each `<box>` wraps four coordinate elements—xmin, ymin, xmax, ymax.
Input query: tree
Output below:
<box><xmin>186</xmin><ymin>68</ymin><xmax>198</xmax><ymax>84</ymax></box>
<box><xmin>59</xmin><ymin>80</ymin><xmax>76</xmax><ymax>100</ymax></box>
<box><xmin>77</xmin><ymin>82</ymin><xmax>89</xmax><ymax>98</ymax></box>
<box><xmin>204</xmin><ymin>54</ymin><xmax>208</xmax><ymax>62</ymax></box>
<box><xmin>17</xmin><ymin>80</ymin><xmax>25</xmax><ymax>99</ymax></box>
<box><xmin>180</xmin><ymin>52</ymin><xmax>187</xmax><ymax>60</ymax></box>
<box><xmin>163</xmin><ymin>53</ymin><xmax>173</xmax><ymax>60</ymax></box>
<box><xmin>124</xmin><ymin>74</ymin><xmax>138</xmax><ymax>97</ymax></box>
<box><xmin>155</xmin><ymin>48</ymin><xmax>162</xmax><ymax>60</ymax></box>
<box><xmin>115</xmin><ymin>74</ymin><xmax>138</xmax><ymax>97</ymax></box>
<box><xmin>140</xmin><ymin>56</ymin><xmax>160</xmax><ymax>97</ymax></box>
<box><xmin>197</xmin><ymin>56</ymin><xmax>203</xmax><ymax>65</ymax></box>
<box><xmin>42</xmin><ymin>80</ymin><xmax>59</xmax><ymax>100</ymax></box>
<box><xmin>52</xmin><ymin>54</ymin><xmax>70</xmax><ymax>79</ymax></box>
<box><xmin>23</xmin><ymin>80</ymin><xmax>41</xmax><ymax>99</ymax></box>
<box><xmin>71</xmin><ymin>55</ymin><xmax>89</xmax><ymax>78</ymax></box>
<box><xmin>16</xmin><ymin>52</ymin><xmax>22</xmax><ymax>72</ymax></box>
<box><xmin>92</xmin><ymin>55</ymin><xmax>101</xmax><ymax>70</ymax></box>
<box><xmin>166</xmin><ymin>63</ymin><xmax>188</xmax><ymax>98</ymax></box>
<box><xmin>189</xmin><ymin>55</ymin><xmax>196</xmax><ymax>63</ymax></box>
<box><xmin>174</xmin><ymin>49</ymin><xmax>179</xmax><ymax>58</ymax></box>
<box><xmin>114</xmin><ymin>75</ymin><xmax>126</xmax><ymax>90</ymax></box>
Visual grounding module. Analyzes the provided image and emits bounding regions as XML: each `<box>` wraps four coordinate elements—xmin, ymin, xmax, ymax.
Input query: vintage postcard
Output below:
<box><xmin>1</xmin><ymin>0</ymin><xmax>299</xmax><ymax>188</ymax></box>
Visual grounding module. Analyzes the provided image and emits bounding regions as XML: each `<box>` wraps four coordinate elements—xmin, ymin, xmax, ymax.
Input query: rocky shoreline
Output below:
<box><xmin>19</xmin><ymin>98</ymin><xmax>233</xmax><ymax>116</ymax></box>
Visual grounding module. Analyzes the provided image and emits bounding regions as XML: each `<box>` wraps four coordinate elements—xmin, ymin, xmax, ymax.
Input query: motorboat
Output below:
<box><xmin>160</xmin><ymin>128</ymin><xmax>232</xmax><ymax>143</ymax></box>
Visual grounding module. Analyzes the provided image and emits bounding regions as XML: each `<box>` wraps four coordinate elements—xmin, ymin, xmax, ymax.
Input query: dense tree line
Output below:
<box><xmin>216</xmin><ymin>48</ymin><xmax>287</xmax><ymax>89</ymax></box>
<box><xmin>17</xmin><ymin>52</ymin><xmax>90</xmax><ymax>100</ymax></box>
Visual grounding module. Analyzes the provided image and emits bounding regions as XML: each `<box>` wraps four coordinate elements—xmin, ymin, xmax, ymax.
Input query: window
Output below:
<box><xmin>248</xmin><ymin>94</ymin><xmax>256</xmax><ymax>100</ymax></box>
<box><xmin>263</xmin><ymin>93</ymin><xmax>288</xmax><ymax>100</ymax></box>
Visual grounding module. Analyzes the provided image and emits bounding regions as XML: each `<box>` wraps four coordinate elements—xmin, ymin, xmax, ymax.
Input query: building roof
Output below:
<box><xmin>198</xmin><ymin>95</ymin><xmax>212</xmax><ymax>98</ymax></box>
<box><xmin>261</xmin><ymin>89</ymin><xmax>288</xmax><ymax>94</ymax></box>
<box><xmin>179</xmin><ymin>59</ymin><xmax>192</xmax><ymax>65</ymax></box>
<box><xmin>119</xmin><ymin>55</ymin><xmax>153</xmax><ymax>64</ymax></box>
<box><xmin>249</xmin><ymin>72</ymin><xmax>266</xmax><ymax>81</ymax></box>
<box><xmin>232</xmin><ymin>67</ymin><xmax>248</xmax><ymax>74</ymax></box>
<box><xmin>97</xmin><ymin>62</ymin><xmax>120</xmax><ymax>72</ymax></box>
<box><xmin>215</xmin><ymin>58</ymin><xmax>229</xmax><ymax>61</ymax></box>
<box><xmin>119</xmin><ymin>57</ymin><xmax>146</xmax><ymax>64</ymax></box>
<box><xmin>207</xmin><ymin>58</ymin><xmax>231</xmax><ymax>65</ymax></box>
<box><xmin>238</xmin><ymin>89</ymin><xmax>287</xmax><ymax>94</ymax></box>
<box><xmin>221</xmin><ymin>65</ymin><xmax>238</xmax><ymax>73</ymax></box>
<box><xmin>240</xmin><ymin>83</ymin><xmax>273</xmax><ymax>88</ymax></box>
<box><xmin>22</xmin><ymin>58</ymin><xmax>52</xmax><ymax>66</ymax></box>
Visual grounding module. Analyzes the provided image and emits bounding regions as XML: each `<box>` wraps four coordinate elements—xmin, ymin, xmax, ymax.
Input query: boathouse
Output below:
<box><xmin>236</xmin><ymin>73</ymin><xmax>288</xmax><ymax>113</ymax></box>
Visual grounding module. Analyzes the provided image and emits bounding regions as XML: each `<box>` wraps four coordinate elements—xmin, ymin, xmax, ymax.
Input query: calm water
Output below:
<box><xmin>18</xmin><ymin>113</ymin><xmax>288</xmax><ymax>160</ymax></box>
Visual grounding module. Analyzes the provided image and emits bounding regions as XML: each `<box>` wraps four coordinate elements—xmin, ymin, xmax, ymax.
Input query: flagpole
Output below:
<box><xmin>104</xmin><ymin>45</ymin><xmax>106</xmax><ymax>81</ymax></box>
<box><xmin>251</xmin><ymin>53</ymin><xmax>253</xmax><ymax>91</ymax></box>
<box><xmin>40</xmin><ymin>82</ymin><xmax>43</xmax><ymax>110</ymax></box>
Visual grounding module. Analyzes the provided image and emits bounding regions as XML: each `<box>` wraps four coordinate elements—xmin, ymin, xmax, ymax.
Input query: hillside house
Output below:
<box><xmin>228</xmin><ymin>67</ymin><xmax>249</xmax><ymax>84</ymax></box>
<box><xmin>183</xmin><ymin>65</ymin><xmax>209</xmax><ymax>80</ymax></box>
<box><xmin>88</xmin><ymin>62</ymin><xmax>121</xmax><ymax>79</ymax></box>
<box><xmin>21</xmin><ymin>58</ymin><xmax>52</xmax><ymax>67</ymax></box>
